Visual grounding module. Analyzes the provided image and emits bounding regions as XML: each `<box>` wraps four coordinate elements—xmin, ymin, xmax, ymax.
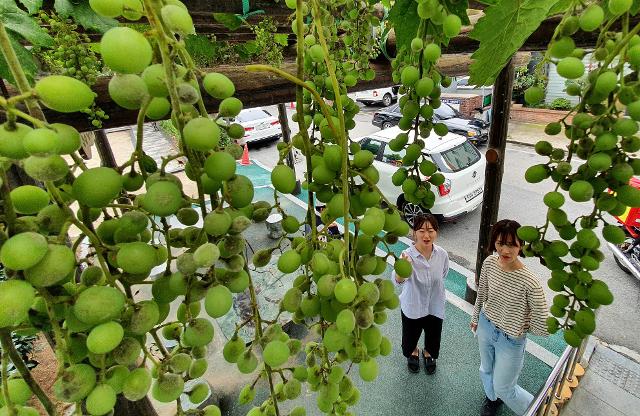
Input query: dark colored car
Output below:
<box><xmin>371</xmin><ymin>102</ymin><xmax>490</xmax><ymax>145</ymax></box>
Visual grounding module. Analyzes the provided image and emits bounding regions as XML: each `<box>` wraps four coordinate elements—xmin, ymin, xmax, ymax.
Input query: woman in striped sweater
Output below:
<box><xmin>471</xmin><ymin>219</ymin><xmax>549</xmax><ymax>416</ymax></box>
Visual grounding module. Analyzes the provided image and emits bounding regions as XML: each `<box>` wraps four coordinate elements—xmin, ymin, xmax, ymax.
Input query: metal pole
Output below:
<box><xmin>94</xmin><ymin>129</ymin><xmax>118</xmax><ymax>168</ymax></box>
<box><xmin>465</xmin><ymin>57</ymin><xmax>516</xmax><ymax>304</ymax></box>
<box><xmin>277</xmin><ymin>102</ymin><xmax>301</xmax><ymax>195</ymax></box>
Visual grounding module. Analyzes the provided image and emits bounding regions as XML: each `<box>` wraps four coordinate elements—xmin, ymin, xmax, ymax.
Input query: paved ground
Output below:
<box><xmin>97</xmin><ymin>117</ymin><xmax>640</xmax><ymax>416</ymax></box>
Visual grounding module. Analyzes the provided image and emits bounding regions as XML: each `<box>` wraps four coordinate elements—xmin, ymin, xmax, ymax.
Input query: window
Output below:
<box><xmin>432</xmin><ymin>141</ymin><xmax>481</xmax><ymax>173</ymax></box>
<box><xmin>434</xmin><ymin>103</ymin><xmax>459</xmax><ymax>120</ymax></box>
<box><xmin>237</xmin><ymin>109</ymin><xmax>270</xmax><ymax>122</ymax></box>
<box><xmin>382</xmin><ymin>143</ymin><xmax>406</xmax><ymax>166</ymax></box>
<box><xmin>359</xmin><ymin>138</ymin><xmax>383</xmax><ymax>156</ymax></box>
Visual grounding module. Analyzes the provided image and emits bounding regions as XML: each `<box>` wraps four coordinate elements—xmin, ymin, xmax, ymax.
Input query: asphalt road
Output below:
<box><xmin>246</xmin><ymin>101</ymin><xmax>640</xmax><ymax>356</ymax></box>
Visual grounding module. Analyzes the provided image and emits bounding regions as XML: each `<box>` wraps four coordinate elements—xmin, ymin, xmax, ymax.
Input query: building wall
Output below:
<box><xmin>440</xmin><ymin>94</ymin><xmax>483</xmax><ymax>118</ymax></box>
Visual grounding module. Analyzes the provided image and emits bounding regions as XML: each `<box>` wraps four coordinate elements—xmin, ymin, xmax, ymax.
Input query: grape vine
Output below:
<box><xmin>0</xmin><ymin>1</ymin><xmax>637</xmax><ymax>416</ymax></box>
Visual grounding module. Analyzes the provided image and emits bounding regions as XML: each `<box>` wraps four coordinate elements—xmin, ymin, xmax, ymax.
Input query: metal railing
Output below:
<box><xmin>524</xmin><ymin>345</ymin><xmax>580</xmax><ymax>416</ymax></box>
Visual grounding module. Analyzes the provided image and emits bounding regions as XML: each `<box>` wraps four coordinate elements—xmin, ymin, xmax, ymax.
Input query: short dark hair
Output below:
<box><xmin>412</xmin><ymin>213</ymin><xmax>439</xmax><ymax>232</ymax></box>
<box><xmin>490</xmin><ymin>219</ymin><xmax>524</xmax><ymax>257</ymax></box>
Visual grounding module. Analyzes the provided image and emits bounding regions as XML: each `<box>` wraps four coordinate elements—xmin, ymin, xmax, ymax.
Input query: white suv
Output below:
<box><xmin>355</xmin><ymin>126</ymin><xmax>486</xmax><ymax>225</ymax></box>
<box><xmin>353</xmin><ymin>86</ymin><xmax>399</xmax><ymax>107</ymax></box>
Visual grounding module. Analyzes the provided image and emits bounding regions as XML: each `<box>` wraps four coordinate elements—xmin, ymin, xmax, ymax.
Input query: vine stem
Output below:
<box><xmin>0</xmin><ymin>330</ymin><xmax>56</xmax><ymax>415</ymax></box>
<box><xmin>311</xmin><ymin>0</ymin><xmax>351</xmax><ymax>272</ymax></box>
<box><xmin>1</xmin><ymin>341</ymin><xmax>16</xmax><ymax>416</ymax></box>
<box><xmin>0</xmin><ymin>22</ymin><xmax>44</xmax><ymax>120</ymax></box>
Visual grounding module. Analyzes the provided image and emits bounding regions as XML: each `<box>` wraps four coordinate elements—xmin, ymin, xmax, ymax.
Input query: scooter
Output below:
<box><xmin>608</xmin><ymin>178</ymin><xmax>640</xmax><ymax>281</ymax></box>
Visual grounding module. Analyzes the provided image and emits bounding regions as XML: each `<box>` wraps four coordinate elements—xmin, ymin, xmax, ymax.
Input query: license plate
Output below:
<box><xmin>257</xmin><ymin>123</ymin><xmax>269</xmax><ymax>130</ymax></box>
<box><xmin>464</xmin><ymin>187</ymin><xmax>483</xmax><ymax>203</ymax></box>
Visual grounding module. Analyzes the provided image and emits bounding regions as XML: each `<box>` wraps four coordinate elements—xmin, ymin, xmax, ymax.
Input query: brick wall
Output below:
<box><xmin>510</xmin><ymin>104</ymin><xmax>572</xmax><ymax>124</ymax></box>
<box><xmin>440</xmin><ymin>94</ymin><xmax>483</xmax><ymax>118</ymax></box>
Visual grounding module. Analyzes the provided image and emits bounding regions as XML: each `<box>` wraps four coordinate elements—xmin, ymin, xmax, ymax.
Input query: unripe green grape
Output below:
<box><xmin>205</xmin><ymin>151</ymin><xmax>236</xmax><ymax>181</ymax></box>
<box><xmin>223</xmin><ymin>336</ymin><xmax>245</xmax><ymax>363</ymax></box>
<box><xmin>334</xmin><ymin>278</ymin><xmax>357</xmax><ymax>304</ymax></box>
<box><xmin>336</xmin><ymin>309</ymin><xmax>356</xmax><ymax>334</ymax></box>
<box><xmin>10</xmin><ymin>185</ymin><xmax>49</xmax><ymax>214</ymax></box>
<box><xmin>23</xmin><ymin>128</ymin><xmax>60</xmax><ymax>156</ymax></box>
<box><xmin>271</xmin><ymin>164</ymin><xmax>297</xmax><ymax>193</ymax></box>
<box><xmin>609</xmin><ymin>0</ymin><xmax>632</xmax><ymax>15</ymax></box>
<box><xmin>556</xmin><ymin>57</ymin><xmax>585</xmax><ymax>79</ymax></box>
<box><xmin>587</xmin><ymin>152</ymin><xmax>612</xmax><ymax>172</ymax></box>
<box><xmin>237</xmin><ymin>350</ymin><xmax>259</xmax><ymax>374</ymax></box>
<box><xmin>183</xmin><ymin>117</ymin><xmax>221</xmax><ymax>151</ymax></box>
<box><xmin>152</xmin><ymin>373</ymin><xmax>184</xmax><ymax>403</ymax></box>
<box><xmin>0</xmin><ymin>280</ymin><xmax>35</xmax><ymax>328</ymax></box>
<box><xmin>85</xmin><ymin>384</ymin><xmax>116</xmax><ymax>416</ymax></box>
<box><xmin>443</xmin><ymin>14</ymin><xmax>462</xmax><ymax>38</ymax></box>
<box><xmin>182</xmin><ymin>318</ymin><xmax>214</xmax><ymax>347</ymax></box>
<box><xmin>224</xmin><ymin>175</ymin><xmax>254</xmax><ymax>208</ymax></box>
<box><xmin>122</xmin><ymin>0</ymin><xmax>143</xmax><ymax>20</ymax></box>
<box><xmin>203</xmin><ymin>405</ymin><xmax>222</xmax><ymax>416</ymax></box>
<box><xmin>613</xmin><ymin>118</ymin><xmax>638</xmax><ymax>136</ymax></box>
<box><xmin>112</xmin><ymin>337</ymin><xmax>141</xmax><ymax>366</ymax></box>
<box><xmin>401</xmin><ymin>66</ymin><xmax>420</xmax><ymax>87</ymax></box>
<box><xmin>534</xmin><ymin>140</ymin><xmax>553</xmax><ymax>156</ymax></box>
<box><xmin>579</xmin><ymin>5</ymin><xmax>604</xmax><ymax>32</ymax></box>
<box><xmin>73</xmin><ymin>167</ymin><xmax>122</xmax><ymax>208</ymax></box>
<box><xmin>142</xmin><ymin>181</ymin><xmax>182</xmax><ymax>217</ymax></box>
<box><xmin>358</xmin><ymin>358</ymin><xmax>378</xmax><ymax>381</ymax></box>
<box><xmin>278</xmin><ymin>249</ymin><xmax>301</xmax><ymax>273</ymax></box>
<box><xmin>104</xmin><ymin>365</ymin><xmax>129</xmax><ymax>394</ymax></box>
<box><xmin>423</xmin><ymin>43</ymin><xmax>441</xmax><ymax>62</ymax></box>
<box><xmin>524</xmin><ymin>86</ymin><xmax>544</xmax><ymax>105</ymax></box>
<box><xmin>281</xmin><ymin>287</ymin><xmax>302</xmax><ymax>312</ymax></box>
<box><xmin>263</xmin><ymin>340</ymin><xmax>290</xmax><ymax>368</ymax></box>
<box><xmin>309</xmin><ymin>44</ymin><xmax>325</xmax><ymax>62</ymax></box>
<box><xmin>161</xmin><ymin>4</ymin><xmax>195</xmax><ymax>35</ymax></box>
<box><xmin>550</xmin><ymin>37</ymin><xmax>575</xmax><ymax>59</ymax></box>
<box><xmin>90</xmin><ymin>0</ymin><xmax>123</xmax><ymax>18</ymax></box>
<box><xmin>543</xmin><ymin>192</ymin><xmax>565</xmax><ymax>209</ymax></box>
<box><xmin>87</xmin><ymin>321</ymin><xmax>124</xmax><ymax>354</ymax></box>
<box><xmin>35</xmin><ymin>75</ymin><xmax>96</xmax><ymax>112</ymax></box>
<box><xmin>51</xmin><ymin>123</ymin><xmax>81</xmax><ymax>154</ymax></box>
<box><xmin>410</xmin><ymin>37</ymin><xmax>423</xmax><ymax>52</ymax></box>
<box><xmin>53</xmin><ymin>364</ymin><xmax>96</xmax><ymax>402</ymax></box>
<box><xmin>524</xmin><ymin>164</ymin><xmax>549</xmax><ymax>183</ymax></box>
<box><xmin>109</xmin><ymin>74</ymin><xmax>149</xmax><ymax>110</ymax></box>
<box><xmin>0</xmin><ymin>122</ymin><xmax>30</xmax><ymax>159</ymax></box>
<box><xmin>100</xmin><ymin>27</ymin><xmax>152</xmax><ymax>74</ymax></box>
<box><xmin>205</xmin><ymin>285</ymin><xmax>232</xmax><ymax>318</ymax></box>
<box><xmin>616</xmin><ymin>184</ymin><xmax>640</xmax><ymax>207</ymax></box>
<box><xmin>25</xmin><ymin>244</ymin><xmax>75</xmax><ymax>287</ymax></box>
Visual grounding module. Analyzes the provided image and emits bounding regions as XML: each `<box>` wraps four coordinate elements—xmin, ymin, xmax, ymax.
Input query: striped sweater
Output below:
<box><xmin>472</xmin><ymin>255</ymin><xmax>549</xmax><ymax>338</ymax></box>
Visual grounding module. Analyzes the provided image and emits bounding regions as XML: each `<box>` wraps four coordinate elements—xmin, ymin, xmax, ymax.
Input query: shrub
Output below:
<box><xmin>549</xmin><ymin>98</ymin><xmax>573</xmax><ymax>110</ymax></box>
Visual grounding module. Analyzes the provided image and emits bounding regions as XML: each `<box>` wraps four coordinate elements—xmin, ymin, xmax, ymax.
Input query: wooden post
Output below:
<box><xmin>277</xmin><ymin>102</ymin><xmax>301</xmax><ymax>195</ymax></box>
<box><xmin>465</xmin><ymin>58</ymin><xmax>516</xmax><ymax>305</ymax></box>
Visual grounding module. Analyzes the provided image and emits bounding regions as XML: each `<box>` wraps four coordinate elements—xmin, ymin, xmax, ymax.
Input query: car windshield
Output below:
<box><xmin>237</xmin><ymin>109</ymin><xmax>270</xmax><ymax>122</ymax></box>
<box><xmin>387</xmin><ymin>104</ymin><xmax>400</xmax><ymax>115</ymax></box>
<box><xmin>431</xmin><ymin>141</ymin><xmax>481</xmax><ymax>173</ymax></box>
<box><xmin>434</xmin><ymin>103</ymin><xmax>459</xmax><ymax>120</ymax></box>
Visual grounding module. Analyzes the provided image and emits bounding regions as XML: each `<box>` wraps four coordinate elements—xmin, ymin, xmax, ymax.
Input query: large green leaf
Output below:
<box><xmin>0</xmin><ymin>31</ymin><xmax>37</xmax><ymax>85</ymax></box>
<box><xmin>468</xmin><ymin>0</ymin><xmax>559</xmax><ymax>86</ymax></box>
<box><xmin>1</xmin><ymin>4</ymin><xmax>52</xmax><ymax>47</ymax></box>
<box><xmin>54</xmin><ymin>0</ymin><xmax>116</xmax><ymax>32</ymax></box>
<box><xmin>548</xmin><ymin>0</ymin><xmax>572</xmax><ymax>16</ymax></box>
<box><xmin>0</xmin><ymin>0</ymin><xmax>52</xmax><ymax>46</ymax></box>
<box><xmin>18</xmin><ymin>0</ymin><xmax>42</xmax><ymax>14</ymax></box>
<box><xmin>443</xmin><ymin>0</ymin><xmax>470</xmax><ymax>25</ymax></box>
<box><xmin>213</xmin><ymin>13</ymin><xmax>243</xmax><ymax>31</ymax></box>
<box><xmin>388</xmin><ymin>0</ymin><xmax>420</xmax><ymax>55</ymax></box>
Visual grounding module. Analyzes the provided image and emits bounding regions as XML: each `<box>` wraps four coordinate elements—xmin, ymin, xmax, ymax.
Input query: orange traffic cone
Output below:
<box><xmin>240</xmin><ymin>143</ymin><xmax>250</xmax><ymax>165</ymax></box>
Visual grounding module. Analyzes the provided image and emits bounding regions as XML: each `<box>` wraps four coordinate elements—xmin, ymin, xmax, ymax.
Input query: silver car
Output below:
<box><xmin>232</xmin><ymin>107</ymin><xmax>282</xmax><ymax>145</ymax></box>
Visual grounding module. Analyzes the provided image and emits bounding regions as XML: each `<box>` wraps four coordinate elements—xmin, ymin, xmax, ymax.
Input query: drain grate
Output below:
<box><xmin>589</xmin><ymin>345</ymin><xmax>640</xmax><ymax>400</ymax></box>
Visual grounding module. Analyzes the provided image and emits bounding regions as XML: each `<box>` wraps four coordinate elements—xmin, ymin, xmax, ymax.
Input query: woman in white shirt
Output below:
<box><xmin>392</xmin><ymin>213</ymin><xmax>450</xmax><ymax>374</ymax></box>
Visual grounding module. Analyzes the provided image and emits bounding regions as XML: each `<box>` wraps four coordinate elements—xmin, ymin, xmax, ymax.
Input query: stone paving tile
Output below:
<box><xmin>129</xmin><ymin>122</ymin><xmax>186</xmax><ymax>173</ymax></box>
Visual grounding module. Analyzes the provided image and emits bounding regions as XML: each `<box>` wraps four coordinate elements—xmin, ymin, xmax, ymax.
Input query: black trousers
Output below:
<box><xmin>401</xmin><ymin>311</ymin><xmax>444</xmax><ymax>359</ymax></box>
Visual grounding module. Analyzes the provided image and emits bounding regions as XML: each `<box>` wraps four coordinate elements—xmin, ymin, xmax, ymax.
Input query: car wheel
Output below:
<box><xmin>382</xmin><ymin>93</ymin><xmax>392</xmax><ymax>107</ymax></box>
<box><xmin>402</xmin><ymin>201</ymin><xmax>426</xmax><ymax>228</ymax></box>
<box><xmin>382</xmin><ymin>121</ymin><xmax>393</xmax><ymax>130</ymax></box>
<box><xmin>613</xmin><ymin>250</ymin><xmax>632</xmax><ymax>275</ymax></box>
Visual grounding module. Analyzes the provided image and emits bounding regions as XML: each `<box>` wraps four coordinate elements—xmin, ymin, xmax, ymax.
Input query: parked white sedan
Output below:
<box><xmin>233</xmin><ymin>107</ymin><xmax>282</xmax><ymax>145</ymax></box>
<box><xmin>355</xmin><ymin>126</ymin><xmax>486</xmax><ymax>225</ymax></box>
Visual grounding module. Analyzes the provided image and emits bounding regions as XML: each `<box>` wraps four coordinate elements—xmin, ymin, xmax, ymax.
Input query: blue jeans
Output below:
<box><xmin>477</xmin><ymin>311</ymin><xmax>532</xmax><ymax>415</ymax></box>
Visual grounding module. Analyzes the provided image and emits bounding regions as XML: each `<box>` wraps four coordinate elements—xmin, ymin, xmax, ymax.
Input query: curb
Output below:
<box><xmin>506</xmin><ymin>138</ymin><xmax>536</xmax><ymax>148</ymax></box>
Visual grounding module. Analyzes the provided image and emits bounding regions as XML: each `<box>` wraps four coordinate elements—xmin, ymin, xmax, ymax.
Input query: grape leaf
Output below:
<box><xmin>632</xmin><ymin>0</ymin><xmax>640</xmax><ymax>15</ymax></box>
<box><xmin>443</xmin><ymin>0</ymin><xmax>470</xmax><ymax>25</ymax></box>
<box><xmin>17</xmin><ymin>0</ymin><xmax>42</xmax><ymax>14</ymax></box>
<box><xmin>0</xmin><ymin>0</ymin><xmax>52</xmax><ymax>46</ymax></box>
<box><xmin>548</xmin><ymin>0</ymin><xmax>572</xmax><ymax>16</ymax></box>
<box><xmin>274</xmin><ymin>33</ymin><xmax>289</xmax><ymax>47</ymax></box>
<box><xmin>53</xmin><ymin>0</ymin><xmax>116</xmax><ymax>32</ymax></box>
<box><xmin>213</xmin><ymin>13</ymin><xmax>243</xmax><ymax>31</ymax></box>
<box><xmin>0</xmin><ymin>31</ymin><xmax>37</xmax><ymax>85</ymax></box>
<box><xmin>388</xmin><ymin>0</ymin><xmax>419</xmax><ymax>56</ymax></box>
<box><xmin>468</xmin><ymin>0</ymin><xmax>559</xmax><ymax>86</ymax></box>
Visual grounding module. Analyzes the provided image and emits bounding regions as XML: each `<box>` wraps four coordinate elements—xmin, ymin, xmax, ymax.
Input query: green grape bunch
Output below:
<box><xmin>521</xmin><ymin>0</ymin><xmax>640</xmax><ymax>347</ymax></box>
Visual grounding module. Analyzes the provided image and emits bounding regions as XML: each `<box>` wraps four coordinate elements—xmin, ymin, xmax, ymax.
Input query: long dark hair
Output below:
<box><xmin>490</xmin><ymin>219</ymin><xmax>524</xmax><ymax>257</ymax></box>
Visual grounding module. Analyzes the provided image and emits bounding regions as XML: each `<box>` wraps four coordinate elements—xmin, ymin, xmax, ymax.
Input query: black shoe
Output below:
<box><xmin>407</xmin><ymin>355</ymin><xmax>419</xmax><ymax>373</ymax></box>
<box><xmin>480</xmin><ymin>397</ymin><xmax>503</xmax><ymax>416</ymax></box>
<box><xmin>424</xmin><ymin>355</ymin><xmax>436</xmax><ymax>374</ymax></box>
